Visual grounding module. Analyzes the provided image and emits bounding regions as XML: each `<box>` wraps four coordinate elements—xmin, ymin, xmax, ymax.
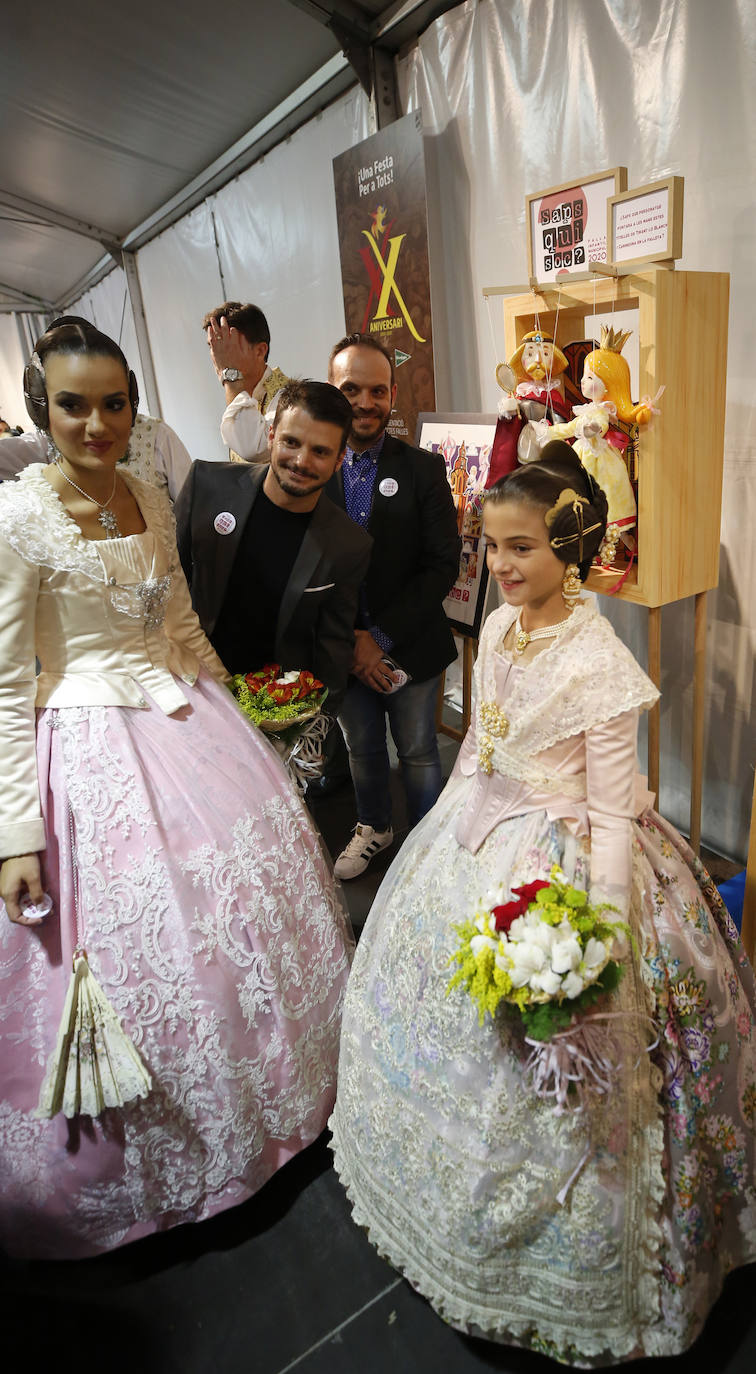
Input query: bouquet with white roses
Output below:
<box><xmin>448</xmin><ymin>866</ymin><xmax>627</xmax><ymax>1042</ymax></box>
<box><xmin>449</xmin><ymin>868</ymin><xmax>642</xmax><ymax>1116</ymax></box>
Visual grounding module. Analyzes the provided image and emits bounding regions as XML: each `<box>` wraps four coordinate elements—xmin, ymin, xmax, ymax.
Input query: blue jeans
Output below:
<box><xmin>338</xmin><ymin>675</ymin><xmax>443</xmax><ymax>831</ymax></box>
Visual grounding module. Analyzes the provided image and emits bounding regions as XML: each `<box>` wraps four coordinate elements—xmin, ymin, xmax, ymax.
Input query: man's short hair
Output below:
<box><xmin>202</xmin><ymin>301</ymin><xmax>270</xmax><ymax>358</ymax></box>
<box><xmin>328</xmin><ymin>332</ymin><xmax>395</xmax><ymax>386</ymax></box>
<box><xmin>273</xmin><ymin>379</ymin><xmax>354</xmax><ymax>450</ymax></box>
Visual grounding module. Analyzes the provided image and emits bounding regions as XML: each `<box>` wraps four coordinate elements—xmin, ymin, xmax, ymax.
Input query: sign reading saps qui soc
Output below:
<box><xmin>333</xmin><ymin>111</ymin><xmax>435</xmax><ymax>443</ymax></box>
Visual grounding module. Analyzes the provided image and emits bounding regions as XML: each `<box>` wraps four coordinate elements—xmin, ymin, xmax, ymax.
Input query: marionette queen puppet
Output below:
<box><xmin>536</xmin><ymin>326</ymin><xmax>660</xmax><ymax>565</ymax></box>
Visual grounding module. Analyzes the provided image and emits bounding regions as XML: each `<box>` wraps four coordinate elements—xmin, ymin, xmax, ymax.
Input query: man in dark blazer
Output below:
<box><xmin>175</xmin><ymin>380</ymin><xmax>372</xmax><ymax>713</ymax></box>
<box><xmin>325</xmin><ymin>334</ymin><xmax>461</xmax><ymax>879</ymax></box>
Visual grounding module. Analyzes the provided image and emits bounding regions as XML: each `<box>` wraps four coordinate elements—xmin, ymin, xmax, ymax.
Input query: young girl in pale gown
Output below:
<box><xmin>0</xmin><ymin>318</ymin><xmax>353</xmax><ymax>1259</ymax></box>
<box><xmin>330</xmin><ymin>442</ymin><xmax>755</xmax><ymax>1366</ymax></box>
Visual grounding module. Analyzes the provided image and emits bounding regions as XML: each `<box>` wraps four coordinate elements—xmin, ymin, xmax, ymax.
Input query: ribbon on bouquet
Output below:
<box><xmin>523</xmin><ymin>1010</ymin><xmax>658</xmax><ymax>1119</ymax></box>
<box><xmin>277</xmin><ymin>713</ymin><xmax>332</xmax><ymax>795</ymax></box>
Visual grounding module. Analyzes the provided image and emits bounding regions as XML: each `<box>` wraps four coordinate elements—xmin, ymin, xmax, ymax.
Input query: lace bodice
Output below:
<box><xmin>0</xmin><ymin>466</ymin><xmax>228</xmax><ymax>858</ymax></box>
<box><xmin>474</xmin><ymin>601</ymin><xmax>658</xmax><ymax>775</ymax></box>
<box><xmin>451</xmin><ymin>604</ymin><xmax>659</xmax><ymax>916</ymax></box>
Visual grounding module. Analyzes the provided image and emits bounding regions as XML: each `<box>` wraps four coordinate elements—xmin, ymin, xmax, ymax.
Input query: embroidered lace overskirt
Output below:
<box><xmin>330</xmin><ymin>778</ymin><xmax>756</xmax><ymax>1366</ymax></box>
<box><xmin>0</xmin><ymin>671</ymin><xmax>353</xmax><ymax>1259</ymax></box>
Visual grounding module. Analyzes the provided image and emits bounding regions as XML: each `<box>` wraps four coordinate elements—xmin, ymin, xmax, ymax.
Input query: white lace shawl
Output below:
<box><xmin>475</xmin><ymin>600</ymin><xmax>659</xmax><ymax>784</ymax></box>
<box><xmin>0</xmin><ymin>463</ymin><xmax>177</xmax><ymax>574</ymax></box>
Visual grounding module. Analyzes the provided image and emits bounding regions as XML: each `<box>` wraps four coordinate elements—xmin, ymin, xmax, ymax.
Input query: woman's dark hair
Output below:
<box><xmin>484</xmin><ymin>440</ymin><xmax>609</xmax><ymax>580</ymax></box>
<box><xmin>25</xmin><ymin>316</ymin><xmax>138</xmax><ymax>430</ymax></box>
<box><xmin>35</xmin><ymin>316</ymin><xmax>131</xmax><ymax>374</ymax></box>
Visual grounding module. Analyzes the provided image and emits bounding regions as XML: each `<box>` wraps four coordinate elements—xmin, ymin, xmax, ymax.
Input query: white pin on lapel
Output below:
<box><xmin>379</xmin><ymin>478</ymin><xmax>399</xmax><ymax>497</ymax></box>
<box><xmin>213</xmin><ymin>511</ymin><xmax>236</xmax><ymax>535</ymax></box>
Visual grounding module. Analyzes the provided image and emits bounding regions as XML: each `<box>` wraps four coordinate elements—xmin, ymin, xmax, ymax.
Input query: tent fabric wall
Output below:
<box><xmin>127</xmin><ymin>85</ymin><xmax>369</xmax><ymax>464</ymax></box>
<box><xmin>135</xmin><ymin>202</ymin><xmax>226</xmax><ymax>462</ymax></box>
<box><xmin>0</xmin><ymin>316</ymin><xmax>29</xmax><ymax>429</ymax></box>
<box><xmin>210</xmin><ymin>87</ymin><xmax>371</xmax><ymax>382</ymax></box>
<box><xmin>396</xmin><ymin>0</ymin><xmax>755</xmax><ymax>861</ymax></box>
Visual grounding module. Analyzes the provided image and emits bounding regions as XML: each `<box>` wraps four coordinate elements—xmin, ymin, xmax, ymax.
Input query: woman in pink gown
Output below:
<box><xmin>0</xmin><ymin>318</ymin><xmax>352</xmax><ymax>1259</ymax></box>
<box><xmin>330</xmin><ymin>443</ymin><xmax>755</xmax><ymax>1365</ymax></box>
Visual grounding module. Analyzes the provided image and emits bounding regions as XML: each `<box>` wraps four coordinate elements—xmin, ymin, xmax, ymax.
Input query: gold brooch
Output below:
<box><xmin>479</xmin><ymin>702</ymin><xmax>510</xmax><ymax>775</ymax></box>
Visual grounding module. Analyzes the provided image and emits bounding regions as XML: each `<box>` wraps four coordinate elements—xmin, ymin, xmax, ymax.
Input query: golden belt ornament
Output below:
<box><xmin>478</xmin><ymin>701</ymin><xmax>510</xmax><ymax>775</ymax></box>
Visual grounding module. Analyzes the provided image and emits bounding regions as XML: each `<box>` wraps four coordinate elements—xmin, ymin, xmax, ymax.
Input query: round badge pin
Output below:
<box><xmin>213</xmin><ymin>511</ymin><xmax>236</xmax><ymax>535</ymax></box>
<box><xmin>19</xmin><ymin>893</ymin><xmax>53</xmax><ymax>924</ymax></box>
<box><xmin>379</xmin><ymin>477</ymin><xmax>399</xmax><ymax>497</ymax></box>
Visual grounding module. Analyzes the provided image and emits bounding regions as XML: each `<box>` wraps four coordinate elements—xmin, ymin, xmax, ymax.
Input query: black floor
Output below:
<box><xmin>5</xmin><ymin>732</ymin><xmax>754</xmax><ymax>1373</ymax></box>
<box><xmin>8</xmin><ymin>1129</ymin><xmax>755</xmax><ymax>1374</ymax></box>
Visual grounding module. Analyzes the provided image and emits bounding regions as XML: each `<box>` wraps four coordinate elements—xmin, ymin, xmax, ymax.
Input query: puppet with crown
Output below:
<box><xmin>534</xmin><ymin>325</ymin><xmax>661</xmax><ymax>565</ymax></box>
<box><xmin>487</xmin><ymin>330</ymin><xmax>572</xmax><ymax>486</ymax></box>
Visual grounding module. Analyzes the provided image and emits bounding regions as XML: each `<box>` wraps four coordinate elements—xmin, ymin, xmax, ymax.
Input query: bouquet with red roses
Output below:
<box><xmin>230</xmin><ymin>665</ymin><xmax>330</xmax><ymax>792</ymax></box>
<box><xmin>231</xmin><ymin>664</ymin><xmax>327</xmax><ymax>732</ymax></box>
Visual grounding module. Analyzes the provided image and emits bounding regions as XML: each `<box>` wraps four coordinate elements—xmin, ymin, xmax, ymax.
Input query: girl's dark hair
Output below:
<box><xmin>484</xmin><ymin>440</ymin><xmax>608</xmax><ymax>580</ymax></box>
<box><xmin>34</xmin><ymin>315</ymin><xmax>130</xmax><ymax>375</ymax></box>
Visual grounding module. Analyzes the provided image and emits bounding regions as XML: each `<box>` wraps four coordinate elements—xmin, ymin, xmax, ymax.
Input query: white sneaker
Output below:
<box><xmin>334</xmin><ymin>824</ymin><xmax>393</xmax><ymax>880</ymax></box>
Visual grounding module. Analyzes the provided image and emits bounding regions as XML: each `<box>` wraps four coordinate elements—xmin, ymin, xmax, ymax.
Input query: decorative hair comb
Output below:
<box><xmin>545</xmin><ymin>488</ymin><xmax>602</xmax><ymax>560</ymax></box>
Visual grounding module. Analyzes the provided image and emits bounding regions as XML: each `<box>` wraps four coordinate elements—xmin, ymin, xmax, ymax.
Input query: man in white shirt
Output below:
<box><xmin>203</xmin><ymin>301</ymin><xmax>288</xmax><ymax>462</ymax></box>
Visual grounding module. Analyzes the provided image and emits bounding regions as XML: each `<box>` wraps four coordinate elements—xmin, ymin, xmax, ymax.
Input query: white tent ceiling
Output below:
<box><xmin>0</xmin><ymin>0</ymin><xmax>456</xmax><ymax>311</ymax></box>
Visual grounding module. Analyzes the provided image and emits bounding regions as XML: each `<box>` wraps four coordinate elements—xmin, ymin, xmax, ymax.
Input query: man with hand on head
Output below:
<box><xmin>175</xmin><ymin>380</ymin><xmax>371</xmax><ymax>716</ymax></box>
<box><xmin>324</xmin><ymin>333</ymin><xmax>461</xmax><ymax>879</ymax></box>
<box><xmin>204</xmin><ymin>301</ymin><xmax>288</xmax><ymax>463</ymax></box>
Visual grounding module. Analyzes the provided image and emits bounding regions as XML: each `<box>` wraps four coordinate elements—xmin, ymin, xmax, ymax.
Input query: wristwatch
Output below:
<box><xmin>220</xmin><ymin>368</ymin><xmax>244</xmax><ymax>383</ymax></box>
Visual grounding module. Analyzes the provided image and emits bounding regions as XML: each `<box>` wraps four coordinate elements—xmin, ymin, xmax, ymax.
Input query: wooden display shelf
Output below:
<box><xmin>585</xmin><ymin>563</ymin><xmax>641</xmax><ymax>601</ymax></box>
<box><xmin>502</xmin><ymin>269</ymin><xmax>730</xmax><ymax>609</ymax></box>
<box><xmin>496</xmin><ymin>269</ymin><xmax>730</xmax><ymax>850</ymax></box>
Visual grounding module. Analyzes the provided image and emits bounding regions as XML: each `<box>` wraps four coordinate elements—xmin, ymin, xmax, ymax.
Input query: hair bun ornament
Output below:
<box><xmin>546</xmin><ymin>486</ymin><xmax>603</xmax><ymax>560</ymax></box>
<box><xmin>544</xmin><ymin>488</ymin><xmax>586</xmax><ymax>528</ymax></box>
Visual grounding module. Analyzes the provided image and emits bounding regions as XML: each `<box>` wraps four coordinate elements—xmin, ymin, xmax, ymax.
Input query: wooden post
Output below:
<box><xmin>741</xmin><ymin>769</ymin><xmax>756</xmax><ymax>967</ymax></box>
<box><xmin>689</xmin><ymin>591</ymin><xmax>707</xmax><ymax>853</ymax></box>
<box><xmin>434</xmin><ymin>674</ymin><xmax>445</xmax><ymax>732</ymax></box>
<box><xmin>647</xmin><ymin>606</ymin><xmax>661</xmax><ymax>802</ymax></box>
<box><xmin>462</xmin><ymin>637</ymin><xmax>474</xmax><ymax>734</ymax></box>
<box><xmin>437</xmin><ymin>636</ymin><xmax>476</xmax><ymax>744</ymax></box>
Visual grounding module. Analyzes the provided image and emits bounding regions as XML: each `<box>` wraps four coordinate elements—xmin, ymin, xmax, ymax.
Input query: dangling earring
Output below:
<box><xmin>562</xmin><ymin>563</ymin><xmax>581</xmax><ymax>609</ymax></box>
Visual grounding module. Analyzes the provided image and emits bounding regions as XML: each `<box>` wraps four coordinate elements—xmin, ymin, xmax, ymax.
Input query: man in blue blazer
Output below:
<box><xmin>325</xmin><ymin>334</ymin><xmax>461</xmax><ymax>878</ymax></box>
<box><xmin>175</xmin><ymin>380</ymin><xmax>372</xmax><ymax>715</ymax></box>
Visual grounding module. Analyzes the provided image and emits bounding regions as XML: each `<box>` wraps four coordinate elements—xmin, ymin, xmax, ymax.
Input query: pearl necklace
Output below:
<box><xmin>54</xmin><ymin>459</ymin><xmax>123</xmax><ymax>538</ymax></box>
<box><xmin>513</xmin><ymin>610</ymin><xmax>573</xmax><ymax>656</ymax></box>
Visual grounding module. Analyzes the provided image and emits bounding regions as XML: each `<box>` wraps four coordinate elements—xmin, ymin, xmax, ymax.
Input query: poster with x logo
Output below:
<box><xmin>333</xmin><ymin>111</ymin><xmax>436</xmax><ymax>444</ymax></box>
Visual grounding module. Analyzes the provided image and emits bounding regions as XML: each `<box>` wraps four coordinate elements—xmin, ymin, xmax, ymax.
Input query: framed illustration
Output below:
<box><xmin>416</xmin><ymin>412</ymin><xmax>498</xmax><ymax>638</ymax></box>
<box><xmin>607</xmin><ymin>176</ymin><xmax>684</xmax><ymax>268</ymax></box>
<box><xmin>526</xmin><ymin>167</ymin><xmax>628</xmax><ymax>283</ymax></box>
